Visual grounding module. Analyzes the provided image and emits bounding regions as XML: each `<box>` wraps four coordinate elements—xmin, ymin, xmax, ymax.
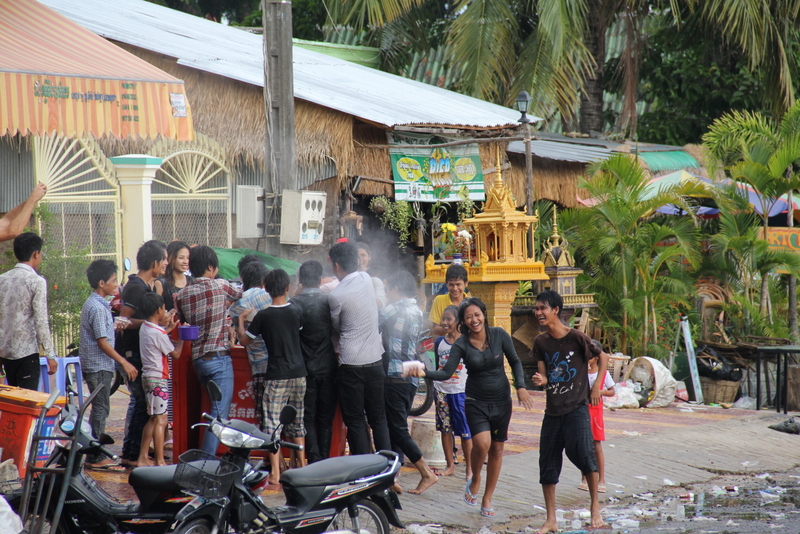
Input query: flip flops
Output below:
<box><xmin>578</xmin><ymin>481</ymin><xmax>589</xmax><ymax>491</ymax></box>
<box><xmin>598</xmin><ymin>484</ymin><xmax>607</xmax><ymax>493</ymax></box>
<box><xmin>463</xmin><ymin>479</ymin><xmax>478</xmax><ymax>506</ymax></box>
<box><xmin>87</xmin><ymin>462</ymin><xmax>127</xmax><ymax>472</ymax></box>
<box><xmin>480</xmin><ymin>507</ymin><xmax>496</xmax><ymax>518</ymax></box>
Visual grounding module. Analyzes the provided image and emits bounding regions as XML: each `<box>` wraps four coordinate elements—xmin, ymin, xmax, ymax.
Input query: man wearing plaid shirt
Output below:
<box><xmin>175</xmin><ymin>246</ymin><xmax>241</xmax><ymax>454</ymax></box>
<box><xmin>381</xmin><ymin>270</ymin><xmax>438</xmax><ymax>494</ymax></box>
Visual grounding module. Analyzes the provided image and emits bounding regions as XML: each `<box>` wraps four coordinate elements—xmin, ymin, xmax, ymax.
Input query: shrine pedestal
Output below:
<box><xmin>468</xmin><ymin>282</ymin><xmax>519</xmax><ymax>334</ymax></box>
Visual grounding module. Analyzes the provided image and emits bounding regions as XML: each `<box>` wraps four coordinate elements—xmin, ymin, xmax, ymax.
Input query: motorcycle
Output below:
<box><xmin>174</xmin><ymin>381</ymin><xmax>404</xmax><ymax>534</ymax></box>
<box><xmin>8</xmin><ymin>384</ymin><xmax>269</xmax><ymax>534</ymax></box>
<box><xmin>10</xmin><ymin>385</ymin><xmax>206</xmax><ymax>534</ymax></box>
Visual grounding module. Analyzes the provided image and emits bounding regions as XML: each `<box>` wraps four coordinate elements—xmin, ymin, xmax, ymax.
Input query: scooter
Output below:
<box><xmin>174</xmin><ymin>381</ymin><xmax>404</xmax><ymax>534</ymax></box>
<box><xmin>8</xmin><ymin>384</ymin><xmax>270</xmax><ymax>534</ymax></box>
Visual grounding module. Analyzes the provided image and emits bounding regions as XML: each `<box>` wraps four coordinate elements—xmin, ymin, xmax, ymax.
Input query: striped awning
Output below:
<box><xmin>0</xmin><ymin>0</ymin><xmax>193</xmax><ymax>140</ymax></box>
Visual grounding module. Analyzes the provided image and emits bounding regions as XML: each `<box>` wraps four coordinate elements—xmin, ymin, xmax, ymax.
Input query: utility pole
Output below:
<box><xmin>262</xmin><ymin>0</ymin><xmax>296</xmax><ymax>255</ymax></box>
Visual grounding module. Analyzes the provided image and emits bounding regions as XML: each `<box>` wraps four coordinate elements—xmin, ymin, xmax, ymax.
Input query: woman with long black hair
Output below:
<box><xmin>411</xmin><ymin>297</ymin><xmax>533</xmax><ymax>517</ymax></box>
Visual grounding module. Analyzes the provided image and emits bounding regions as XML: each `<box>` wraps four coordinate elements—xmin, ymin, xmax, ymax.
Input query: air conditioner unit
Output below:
<box><xmin>279</xmin><ymin>190</ymin><xmax>326</xmax><ymax>245</ymax></box>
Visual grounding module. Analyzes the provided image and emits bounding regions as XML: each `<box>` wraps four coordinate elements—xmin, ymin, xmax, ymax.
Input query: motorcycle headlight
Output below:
<box><xmin>212</xmin><ymin>423</ymin><xmax>265</xmax><ymax>448</ymax></box>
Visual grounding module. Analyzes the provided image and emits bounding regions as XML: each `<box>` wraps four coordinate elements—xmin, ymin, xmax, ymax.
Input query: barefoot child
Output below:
<box><xmin>433</xmin><ymin>305</ymin><xmax>473</xmax><ymax>480</ymax></box>
<box><xmin>579</xmin><ymin>344</ymin><xmax>615</xmax><ymax>493</ymax></box>
<box><xmin>138</xmin><ymin>293</ymin><xmax>183</xmax><ymax>466</ymax></box>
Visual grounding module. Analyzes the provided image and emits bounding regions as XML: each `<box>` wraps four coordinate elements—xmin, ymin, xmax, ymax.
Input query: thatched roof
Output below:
<box><xmin>107</xmin><ymin>43</ymin><xmax>353</xmax><ymax>181</ymax></box>
<box><xmin>506</xmin><ymin>152</ymin><xmax>583</xmax><ymax>208</ymax></box>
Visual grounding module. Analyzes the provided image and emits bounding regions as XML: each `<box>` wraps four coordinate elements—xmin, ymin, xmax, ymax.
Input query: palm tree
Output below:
<box><xmin>322</xmin><ymin>0</ymin><xmax>800</xmax><ymax>134</ymax></box>
<box><xmin>703</xmin><ymin>103</ymin><xmax>800</xmax><ymax>333</ymax></box>
<box><xmin>706</xmin><ymin>209</ymin><xmax>800</xmax><ymax>337</ymax></box>
<box><xmin>700</xmin><ymin>0</ymin><xmax>800</xmax><ymax>120</ymax></box>
<box><xmin>564</xmin><ymin>153</ymin><xmax>703</xmax><ymax>354</ymax></box>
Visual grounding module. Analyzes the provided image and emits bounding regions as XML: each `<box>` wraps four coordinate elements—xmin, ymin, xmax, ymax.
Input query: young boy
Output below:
<box><xmin>531</xmin><ymin>290</ymin><xmax>609</xmax><ymax>533</ymax></box>
<box><xmin>433</xmin><ymin>305</ymin><xmax>472</xmax><ymax>479</ymax></box>
<box><xmin>429</xmin><ymin>264</ymin><xmax>468</xmax><ymax>337</ymax></box>
<box><xmin>138</xmin><ymin>292</ymin><xmax>183</xmax><ymax>466</ymax></box>
<box><xmin>240</xmin><ymin>268</ymin><xmax>307</xmax><ymax>484</ymax></box>
<box><xmin>579</xmin><ymin>343</ymin><xmax>615</xmax><ymax>493</ymax></box>
<box><xmin>381</xmin><ymin>271</ymin><xmax>438</xmax><ymax>494</ymax></box>
<box><xmin>80</xmin><ymin>260</ymin><xmax>139</xmax><ymax>470</ymax></box>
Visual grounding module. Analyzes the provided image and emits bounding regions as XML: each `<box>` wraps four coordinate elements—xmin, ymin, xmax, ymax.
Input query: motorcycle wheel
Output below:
<box><xmin>328</xmin><ymin>499</ymin><xmax>389</xmax><ymax>534</ymax></box>
<box><xmin>110</xmin><ymin>368</ymin><xmax>125</xmax><ymax>395</ymax></box>
<box><xmin>173</xmin><ymin>518</ymin><xmax>215</xmax><ymax>534</ymax></box>
<box><xmin>409</xmin><ymin>377</ymin><xmax>434</xmax><ymax>416</ymax></box>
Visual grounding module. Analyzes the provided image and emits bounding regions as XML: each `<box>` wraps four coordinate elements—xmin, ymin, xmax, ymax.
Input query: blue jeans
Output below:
<box><xmin>192</xmin><ymin>355</ymin><xmax>234</xmax><ymax>454</ymax></box>
<box><xmin>121</xmin><ymin>353</ymin><xmax>148</xmax><ymax>461</ymax></box>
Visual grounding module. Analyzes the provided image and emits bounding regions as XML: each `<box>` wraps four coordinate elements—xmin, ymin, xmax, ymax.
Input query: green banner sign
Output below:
<box><xmin>389</xmin><ymin>144</ymin><xmax>485</xmax><ymax>202</ymax></box>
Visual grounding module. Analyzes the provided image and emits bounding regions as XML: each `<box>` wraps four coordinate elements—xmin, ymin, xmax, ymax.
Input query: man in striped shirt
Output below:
<box><xmin>328</xmin><ymin>242</ymin><xmax>390</xmax><ymax>455</ymax></box>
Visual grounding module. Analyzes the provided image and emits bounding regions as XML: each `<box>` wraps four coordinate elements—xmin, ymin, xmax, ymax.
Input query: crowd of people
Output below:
<box><xmin>0</xmin><ymin>226</ymin><xmax>615</xmax><ymax>531</ymax></box>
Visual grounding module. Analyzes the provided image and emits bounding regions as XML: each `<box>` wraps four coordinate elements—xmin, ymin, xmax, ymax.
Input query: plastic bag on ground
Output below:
<box><xmin>768</xmin><ymin>417</ymin><xmax>800</xmax><ymax>435</ymax></box>
<box><xmin>604</xmin><ymin>381</ymin><xmax>640</xmax><ymax>409</ymax></box>
<box><xmin>733</xmin><ymin>396</ymin><xmax>757</xmax><ymax>410</ymax></box>
<box><xmin>622</xmin><ymin>357</ymin><xmax>677</xmax><ymax>408</ymax></box>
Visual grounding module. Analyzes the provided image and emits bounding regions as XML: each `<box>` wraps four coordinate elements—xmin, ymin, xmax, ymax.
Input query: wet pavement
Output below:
<box><xmin>81</xmin><ymin>386</ymin><xmax>800</xmax><ymax>534</ymax></box>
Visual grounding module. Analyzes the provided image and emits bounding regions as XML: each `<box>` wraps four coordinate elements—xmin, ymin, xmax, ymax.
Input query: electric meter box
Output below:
<box><xmin>280</xmin><ymin>190</ymin><xmax>326</xmax><ymax>245</ymax></box>
<box><xmin>236</xmin><ymin>185</ymin><xmax>264</xmax><ymax>239</ymax></box>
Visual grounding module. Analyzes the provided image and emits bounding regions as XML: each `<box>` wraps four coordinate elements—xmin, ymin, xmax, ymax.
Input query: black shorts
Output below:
<box><xmin>538</xmin><ymin>403</ymin><xmax>597</xmax><ymax>485</ymax></box>
<box><xmin>465</xmin><ymin>398</ymin><xmax>512</xmax><ymax>442</ymax></box>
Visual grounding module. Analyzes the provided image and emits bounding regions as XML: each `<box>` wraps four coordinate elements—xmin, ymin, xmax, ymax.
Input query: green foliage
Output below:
<box><xmin>369</xmin><ymin>196</ymin><xmax>414</xmax><ymax>244</ymax></box>
<box><xmin>562</xmin><ymin>154</ymin><xmax>700</xmax><ymax>357</ymax></box>
<box><xmin>36</xmin><ymin>206</ymin><xmax>93</xmax><ymax>355</ymax></box>
<box><xmin>517</xmin><ymin>280</ymin><xmax>533</xmax><ymax>297</ymax></box>
<box><xmin>634</xmin><ymin>14</ymin><xmax>765</xmax><ymax>145</ymax></box>
<box><xmin>241</xmin><ymin>0</ymin><xmax>327</xmax><ymax>40</ymax></box>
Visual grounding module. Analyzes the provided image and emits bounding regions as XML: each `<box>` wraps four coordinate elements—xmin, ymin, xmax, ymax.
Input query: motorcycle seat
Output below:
<box><xmin>280</xmin><ymin>454</ymin><xmax>390</xmax><ymax>487</ymax></box>
<box><xmin>128</xmin><ymin>464</ymin><xmax>181</xmax><ymax>492</ymax></box>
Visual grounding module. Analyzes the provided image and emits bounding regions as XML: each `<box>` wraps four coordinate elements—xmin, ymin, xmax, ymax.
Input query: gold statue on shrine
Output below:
<box><xmin>423</xmin><ymin>146</ymin><xmax>547</xmax><ymax>283</ymax></box>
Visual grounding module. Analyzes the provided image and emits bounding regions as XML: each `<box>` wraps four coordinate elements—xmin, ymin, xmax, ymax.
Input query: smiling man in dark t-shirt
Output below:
<box><xmin>239</xmin><ymin>268</ymin><xmax>306</xmax><ymax>484</ymax></box>
<box><xmin>531</xmin><ymin>290</ymin><xmax>609</xmax><ymax>533</ymax></box>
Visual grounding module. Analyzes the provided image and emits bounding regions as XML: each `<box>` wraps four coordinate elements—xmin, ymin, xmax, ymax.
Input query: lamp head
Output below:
<box><xmin>514</xmin><ymin>91</ymin><xmax>531</xmax><ymax>115</ymax></box>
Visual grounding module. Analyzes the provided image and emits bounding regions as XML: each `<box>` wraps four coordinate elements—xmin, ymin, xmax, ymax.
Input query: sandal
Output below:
<box><xmin>578</xmin><ymin>481</ymin><xmax>589</xmax><ymax>491</ymax></box>
<box><xmin>480</xmin><ymin>507</ymin><xmax>496</xmax><ymax>517</ymax></box>
<box><xmin>87</xmin><ymin>462</ymin><xmax>127</xmax><ymax>472</ymax></box>
<box><xmin>463</xmin><ymin>479</ymin><xmax>478</xmax><ymax>506</ymax></box>
<box><xmin>598</xmin><ymin>484</ymin><xmax>607</xmax><ymax>493</ymax></box>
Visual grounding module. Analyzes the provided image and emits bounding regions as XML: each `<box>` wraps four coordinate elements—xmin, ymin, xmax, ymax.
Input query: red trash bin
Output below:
<box><xmin>0</xmin><ymin>385</ymin><xmax>64</xmax><ymax>476</ymax></box>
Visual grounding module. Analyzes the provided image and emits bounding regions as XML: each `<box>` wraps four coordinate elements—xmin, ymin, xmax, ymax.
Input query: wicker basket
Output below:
<box><xmin>699</xmin><ymin>376</ymin><xmax>740</xmax><ymax>404</ymax></box>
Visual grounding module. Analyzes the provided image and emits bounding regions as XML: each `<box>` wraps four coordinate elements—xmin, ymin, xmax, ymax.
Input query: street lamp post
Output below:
<box><xmin>514</xmin><ymin>90</ymin><xmax>534</xmax><ymax>258</ymax></box>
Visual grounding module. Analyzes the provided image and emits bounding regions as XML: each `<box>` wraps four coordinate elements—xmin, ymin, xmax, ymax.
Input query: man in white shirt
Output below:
<box><xmin>0</xmin><ymin>232</ymin><xmax>57</xmax><ymax>389</ymax></box>
<box><xmin>328</xmin><ymin>241</ymin><xmax>390</xmax><ymax>455</ymax></box>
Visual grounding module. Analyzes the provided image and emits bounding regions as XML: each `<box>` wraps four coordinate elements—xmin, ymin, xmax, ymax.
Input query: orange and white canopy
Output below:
<box><xmin>0</xmin><ymin>0</ymin><xmax>193</xmax><ymax>140</ymax></box>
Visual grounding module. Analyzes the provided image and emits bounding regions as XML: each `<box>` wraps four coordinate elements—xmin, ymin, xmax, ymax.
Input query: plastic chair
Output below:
<box><xmin>39</xmin><ymin>356</ymin><xmax>83</xmax><ymax>405</ymax></box>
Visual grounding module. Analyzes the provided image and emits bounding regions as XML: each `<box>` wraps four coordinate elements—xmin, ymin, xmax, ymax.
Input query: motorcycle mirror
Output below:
<box><xmin>279</xmin><ymin>405</ymin><xmax>297</xmax><ymax>426</ymax></box>
<box><xmin>207</xmin><ymin>380</ymin><xmax>223</xmax><ymax>402</ymax></box>
<box><xmin>124</xmin><ymin>257</ymin><xmax>132</xmax><ymax>272</ymax></box>
<box><xmin>98</xmin><ymin>433</ymin><xmax>115</xmax><ymax>445</ymax></box>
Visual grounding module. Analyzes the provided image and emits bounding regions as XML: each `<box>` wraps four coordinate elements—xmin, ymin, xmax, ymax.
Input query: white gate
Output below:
<box><xmin>32</xmin><ymin>134</ymin><xmax>122</xmax><ymax>266</ymax></box>
<box><xmin>148</xmin><ymin>133</ymin><xmax>231</xmax><ymax>247</ymax></box>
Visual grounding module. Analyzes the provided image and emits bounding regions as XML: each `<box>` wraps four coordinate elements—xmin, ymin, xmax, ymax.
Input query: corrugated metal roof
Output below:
<box><xmin>507</xmin><ymin>140</ymin><xmax>613</xmax><ymax>163</ymax></box>
<box><xmin>637</xmin><ymin>151</ymin><xmax>700</xmax><ymax>172</ymax></box>
<box><xmin>40</xmin><ymin>0</ymin><xmax>533</xmax><ymax>130</ymax></box>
